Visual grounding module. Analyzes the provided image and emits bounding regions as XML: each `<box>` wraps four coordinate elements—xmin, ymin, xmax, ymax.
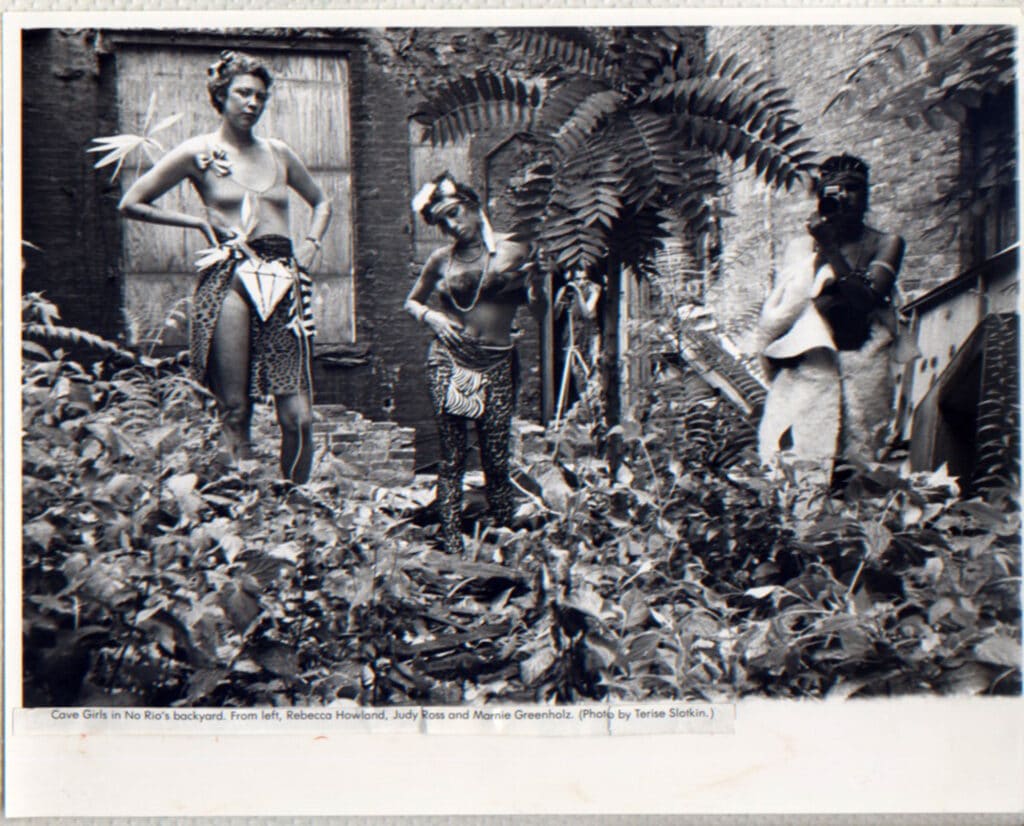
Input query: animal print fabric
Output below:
<box><xmin>190</xmin><ymin>235</ymin><xmax>313</xmax><ymax>398</ymax></box>
<box><xmin>427</xmin><ymin>353</ymin><xmax>516</xmax><ymax>554</ymax></box>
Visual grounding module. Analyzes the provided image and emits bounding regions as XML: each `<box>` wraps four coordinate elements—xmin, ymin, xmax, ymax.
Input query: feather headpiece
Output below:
<box><xmin>411</xmin><ymin>171</ymin><xmax>495</xmax><ymax>253</ymax></box>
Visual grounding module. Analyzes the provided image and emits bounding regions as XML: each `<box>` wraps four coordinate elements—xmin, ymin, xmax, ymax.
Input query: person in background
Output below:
<box><xmin>119</xmin><ymin>50</ymin><xmax>332</xmax><ymax>483</ymax></box>
<box><xmin>757</xmin><ymin>154</ymin><xmax>907</xmax><ymax>474</ymax></box>
<box><xmin>406</xmin><ymin>173</ymin><xmax>546</xmax><ymax>553</ymax></box>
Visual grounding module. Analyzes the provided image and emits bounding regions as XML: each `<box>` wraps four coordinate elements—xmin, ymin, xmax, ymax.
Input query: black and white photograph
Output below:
<box><xmin>5</xmin><ymin>11</ymin><xmax>1023</xmax><ymax>817</ymax></box>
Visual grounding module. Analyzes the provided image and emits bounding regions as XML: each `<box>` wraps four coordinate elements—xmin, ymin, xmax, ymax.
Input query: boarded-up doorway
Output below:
<box><xmin>115</xmin><ymin>45</ymin><xmax>354</xmax><ymax>352</ymax></box>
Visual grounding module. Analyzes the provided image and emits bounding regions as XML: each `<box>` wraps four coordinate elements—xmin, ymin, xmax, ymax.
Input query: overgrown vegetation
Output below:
<box><xmin>23</xmin><ymin>294</ymin><xmax>1021</xmax><ymax>706</ymax></box>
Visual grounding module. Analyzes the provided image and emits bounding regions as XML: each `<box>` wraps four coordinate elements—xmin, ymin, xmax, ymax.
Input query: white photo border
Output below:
<box><xmin>4</xmin><ymin>6</ymin><xmax>1023</xmax><ymax>818</ymax></box>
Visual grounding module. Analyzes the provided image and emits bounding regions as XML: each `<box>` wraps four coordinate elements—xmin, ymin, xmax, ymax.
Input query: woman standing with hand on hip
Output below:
<box><xmin>119</xmin><ymin>51</ymin><xmax>332</xmax><ymax>483</ymax></box>
<box><xmin>406</xmin><ymin>173</ymin><xmax>546</xmax><ymax>554</ymax></box>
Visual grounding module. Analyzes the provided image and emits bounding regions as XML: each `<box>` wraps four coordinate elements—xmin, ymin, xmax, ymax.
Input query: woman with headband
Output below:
<box><xmin>119</xmin><ymin>51</ymin><xmax>332</xmax><ymax>483</ymax></box>
<box><xmin>757</xmin><ymin>154</ymin><xmax>907</xmax><ymax>471</ymax></box>
<box><xmin>406</xmin><ymin>173</ymin><xmax>546</xmax><ymax>554</ymax></box>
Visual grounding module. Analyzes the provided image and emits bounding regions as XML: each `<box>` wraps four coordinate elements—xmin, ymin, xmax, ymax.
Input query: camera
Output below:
<box><xmin>818</xmin><ymin>184</ymin><xmax>844</xmax><ymax>217</ymax></box>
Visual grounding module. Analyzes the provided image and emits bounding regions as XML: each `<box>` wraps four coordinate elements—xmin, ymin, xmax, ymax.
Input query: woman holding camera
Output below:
<box><xmin>119</xmin><ymin>51</ymin><xmax>332</xmax><ymax>483</ymax></box>
<box><xmin>757</xmin><ymin>154</ymin><xmax>906</xmax><ymax>469</ymax></box>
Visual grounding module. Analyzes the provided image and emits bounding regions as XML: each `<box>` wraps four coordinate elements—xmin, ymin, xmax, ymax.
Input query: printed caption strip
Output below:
<box><xmin>17</xmin><ymin>703</ymin><xmax>734</xmax><ymax>736</ymax></box>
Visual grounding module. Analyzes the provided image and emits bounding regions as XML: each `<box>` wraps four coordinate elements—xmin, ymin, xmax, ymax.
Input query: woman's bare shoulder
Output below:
<box><xmin>143</xmin><ymin>135</ymin><xmax>212</xmax><ymax>180</ymax></box>
<box><xmin>423</xmin><ymin>246</ymin><xmax>450</xmax><ymax>274</ymax></box>
<box><xmin>495</xmin><ymin>233</ymin><xmax>531</xmax><ymax>262</ymax></box>
<box><xmin>265</xmin><ymin>137</ymin><xmax>300</xmax><ymax>162</ymax></box>
<box><xmin>166</xmin><ymin>134</ymin><xmax>217</xmax><ymax>164</ymax></box>
<box><xmin>174</xmin><ymin>133</ymin><xmax>218</xmax><ymax>155</ymax></box>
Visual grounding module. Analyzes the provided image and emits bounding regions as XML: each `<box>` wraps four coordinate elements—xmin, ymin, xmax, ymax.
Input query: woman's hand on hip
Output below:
<box><xmin>199</xmin><ymin>219</ymin><xmax>235</xmax><ymax>247</ymax></box>
<box><xmin>426</xmin><ymin>310</ymin><xmax>465</xmax><ymax>346</ymax></box>
<box><xmin>295</xmin><ymin>239</ymin><xmax>319</xmax><ymax>271</ymax></box>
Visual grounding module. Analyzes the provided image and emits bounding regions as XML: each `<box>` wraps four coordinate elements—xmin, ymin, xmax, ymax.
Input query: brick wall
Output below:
<box><xmin>316</xmin><ymin>42</ymin><xmax>441</xmax><ymax>461</ymax></box>
<box><xmin>705</xmin><ymin>26</ymin><xmax>964</xmax><ymax>333</ymax></box>
<box><xmin>315</xmin><ymin>405</ymin><xmax>417</xmax><ymax>487</ymax></box>
<box><xmin>21</xmin><ymin>30</ymin><xmax>124</xmax><ymax>343</ymax></box>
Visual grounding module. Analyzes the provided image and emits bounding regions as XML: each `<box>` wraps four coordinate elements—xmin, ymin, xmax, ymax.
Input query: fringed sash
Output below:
<box><xmin>428</xmin><ymin>336</ymin><xmax>513</xmax><ymax>419</ymax></box>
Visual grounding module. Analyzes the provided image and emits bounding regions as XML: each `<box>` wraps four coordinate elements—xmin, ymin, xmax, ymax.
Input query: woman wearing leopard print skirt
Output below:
<box><xmin>406</xmin><ymin>173</ymin><xmax>546</xmax><ymax>554</ymax></box>
<box><xmin>119</xmin><ymin>51</ymin><xmax>332</xmax><ymax>483</ymax></box>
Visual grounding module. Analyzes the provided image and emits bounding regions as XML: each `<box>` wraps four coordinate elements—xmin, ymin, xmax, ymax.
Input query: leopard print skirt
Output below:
<box><xmin>189</xmin><ymin>235</ymin><xmax>314</xmax><ymax>398</ymax></box>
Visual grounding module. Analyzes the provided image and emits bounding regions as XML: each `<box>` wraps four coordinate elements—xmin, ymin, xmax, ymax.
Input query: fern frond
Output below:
<box><xmin>24</xmin><ymin>324</ymin><xmax>137</xmax><ymax>362</ymax></box>
<box><xmin>825</xmin><ymin>25</ymin><xmax>1014</xmax><ymax>128</ymax></box>
<box><xmin>411</xmin><ymin>71</ymin><xmax>543</xmax><ymax>146</ymax></box>
<box><xmin>653</xmin><ymin>63</ymin><xmax>814</xmax><ymax>190</ymax></box>
<box><xmin>533</xmin><ymin>167</ymin><xmax>612</xmax><ymax>274</ymax></box>
<box><xmin>505</xmin><ymin>29</ymin><xmax>614</xmax><ymax>80</ymax></box>
<box><xmin>552</xmin><ymin>89</ymin><xmax>625</xmax><ymax>159</ymax></box>
<box><xmin>534</xmin><ymin>77</ymin><xmax>611</xmax><ymax>136</ymax></box>
<box><xmin>621</xmin><ymin>110</ymin><xmax>691</xmax><ymax>199</ymax></box>
<box><xmin>508</xmin><ymin>160</ymin><xmax>558</xmax><ymax>243</ymax></box>
<box><xmin>612</xmin><ymin>205</ymin><xmax>676</xmax><ymax>271</ymax></box>
<box><xmin>611</xmin><ymin>28</ymin><xmax>691</xmax><ymax>90</ymax></box>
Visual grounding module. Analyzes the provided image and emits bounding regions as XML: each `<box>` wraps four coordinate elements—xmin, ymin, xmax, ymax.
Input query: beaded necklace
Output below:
<box><xmin>446</xmin><ymin>242</ymin><xmax>494</xmax><ymax>313</ymax></box>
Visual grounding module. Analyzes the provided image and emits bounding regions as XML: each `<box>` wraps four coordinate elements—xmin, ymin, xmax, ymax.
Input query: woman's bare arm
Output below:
<box><xmin>118</xmin><ymin>138</ymin><xmax>219</xmax><ymax>244</ymax></box>
<box><xmin>865</xmin><ymin>233</ymin><xmax>905</xmax><ymax>298</ymax></box>
<box><xmin>405</xmin><ymin>249</ymin><xmax>464</xmax><ymax>346</ymax></box>
<box><xmin>405</xmin><ymin>249</ymin><xmax>444</xmax><ymax>318</ymax></box>
<box><xmin>276</xmin><ymin>140</ymin><xmax>333</xmax><ymax>268</ymax></box>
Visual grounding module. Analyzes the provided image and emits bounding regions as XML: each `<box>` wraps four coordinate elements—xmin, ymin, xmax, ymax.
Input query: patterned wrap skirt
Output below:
<box><xmin>189</xmin><ymin>234</ymin><xmax>315</xmax><ymax>398</ymax></box>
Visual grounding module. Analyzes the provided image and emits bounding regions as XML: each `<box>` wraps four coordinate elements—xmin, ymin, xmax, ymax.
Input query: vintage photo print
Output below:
<box><xmin>4</xmin><ymin>8</ymin><xmax>1022</xmax><ymax>817</ymax></box>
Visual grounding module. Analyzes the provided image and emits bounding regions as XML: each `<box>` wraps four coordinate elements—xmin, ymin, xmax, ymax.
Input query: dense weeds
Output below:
<box><xmin>21</xmin><ymin>294</ymin><xmax>1022</xmax><ymax>707</ymax></box>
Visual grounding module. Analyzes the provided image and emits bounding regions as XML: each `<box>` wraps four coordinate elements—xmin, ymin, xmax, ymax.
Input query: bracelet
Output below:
<box><xmin>304</xmin><ymin>236</ymin><xmax>322</xmax><ymax>252</ymax></box>
<box><xmin>414</xmin><ymin>305</ymin><xmax>431</xmax><ymax>324</ymax></box>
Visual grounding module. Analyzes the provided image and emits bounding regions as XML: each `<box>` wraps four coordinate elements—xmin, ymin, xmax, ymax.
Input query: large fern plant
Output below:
<box><xmin>411</xmin><ymin>28</ymin><xmax>816</xmax><ymax>277</ymax></box>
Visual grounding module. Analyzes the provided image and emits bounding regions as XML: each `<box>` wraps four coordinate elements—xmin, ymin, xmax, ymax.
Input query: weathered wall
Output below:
<box><xmin>21</xmin><ymin>30</ymin><xmax>124</xmax><ymax>342</ymax></box>
<box><xmin>327</xmin><ymin>40</ymin><xmax>438</xmax><ymax>457</ymax></box>
<box><xmin>705</xmin><ymin>26</ymin><xmax>964</xmax><ymax>336</ymax></box>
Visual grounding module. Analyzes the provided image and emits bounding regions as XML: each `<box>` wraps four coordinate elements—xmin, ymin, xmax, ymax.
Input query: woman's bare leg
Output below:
<box><xmin>275</xmin><ymin>392</ymin><xmax>314</xmax><ymax>483</ymax></box>
<box><xmin>208</xmin><ymin>290</ymin><xmax>254</xmax><ymax>460</ymax></box>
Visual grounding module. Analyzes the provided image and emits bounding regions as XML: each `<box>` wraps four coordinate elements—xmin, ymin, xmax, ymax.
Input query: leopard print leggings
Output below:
<box><xmin>427</xmin><ymin>355</ymin><xmax>516</xmax><ymax>554</ymax></box>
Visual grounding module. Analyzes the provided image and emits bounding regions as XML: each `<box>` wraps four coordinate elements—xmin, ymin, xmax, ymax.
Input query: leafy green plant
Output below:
<box><xmin>23</xmin><ymin>295</ymin><xmax>1020</xmax><ymax>706</ymax></box>
<box><xmin>825</xmin><ymin>25</ymin><xmax>1016</xmax><ymax>247</ymax></box>
<box><xmin>87</xmin><ymin>91</ymin><xmax>182</xmax><ymax>181</ymax></box>
<box><xmin>825</xmin><ymin>26</ymin><xmax>1014</xmax><ymax>130</ymax></box>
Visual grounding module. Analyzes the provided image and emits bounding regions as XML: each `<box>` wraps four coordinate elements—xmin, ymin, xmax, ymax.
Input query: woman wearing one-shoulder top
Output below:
<box><xmin>119</xmin><ymin>51</ymin><xmax>332</xmax><ymax>483</ymax></box>
<box><xmin>405</xmin><ymin>173</ymin><xmax>546</xmax><ymax>554</ymax></box>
